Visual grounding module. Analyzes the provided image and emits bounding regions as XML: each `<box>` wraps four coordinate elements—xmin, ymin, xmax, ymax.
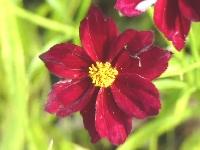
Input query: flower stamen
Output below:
<box><xmin>88</xmin><ymin>62</ymin><xmax>118</xmax><ymax>88</ymax></box>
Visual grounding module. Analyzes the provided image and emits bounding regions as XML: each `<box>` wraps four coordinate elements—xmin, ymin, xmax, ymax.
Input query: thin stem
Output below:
<box><xmin>10</xmin><ymin>2</ymin><xmax>78</xmax><ymax>37</ymax></box>
<box><xmin>161</xmin><ymin>61</ymin><xmax>200</xmax><ymax>78</ymax></box>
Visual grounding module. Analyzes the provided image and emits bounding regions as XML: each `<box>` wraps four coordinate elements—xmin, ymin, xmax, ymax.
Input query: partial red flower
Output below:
<box><xmin>115</xmin><ymin>0</ymin><xmax>156</xmax><ymax>17</ymax></box>
<box><xmin>40</xmin><ymin>6</ymin><xmax>171</xmax><ymax>145</ymax></box>
<box><xmin>115</xmin><ymin>0</ymin><xmax>200</xmax><ymax>50</ymax></box>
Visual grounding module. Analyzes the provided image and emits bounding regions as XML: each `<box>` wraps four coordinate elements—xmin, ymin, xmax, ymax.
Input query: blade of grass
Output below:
<box><xmin>0</xmin><ymin>0</ymin><xmax>29</xmax><ymax>150</ymax></box>
<box><xmin>189</xmin><ymin>23</ymin><xmax>200</xmax><ymax>88</ymax></box>
<box><xmin>10</xmin><ymin>3</ymin><xmax>78</xmax><ymax>38</ymax></box>
<box><xmin>149</xmin><ymin>136</ymin><xmax>158</xmax><ymax>150</ymax></box>
<box><xmin>154</xmin><ymin>79</ymin><xmax>187</xmax><ymax>90</ymax></box>
<box><xmin>75</xmin><ymin>0</ymin><xmax>91</xmax><ymax>23</ymax></box>
<box><xmin>161</xmin><ymin>61</ymin><xmax>200</xmax><ymax>78</ymax></box>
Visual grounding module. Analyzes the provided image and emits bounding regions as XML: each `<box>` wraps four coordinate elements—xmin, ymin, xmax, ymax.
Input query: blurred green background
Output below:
<box><xmin>0</xmin><ymin>0</ymin><xmax>200</xmax><ymax>150</ymax></box>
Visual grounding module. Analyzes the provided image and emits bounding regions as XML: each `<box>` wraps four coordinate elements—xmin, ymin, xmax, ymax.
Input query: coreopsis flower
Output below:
<box><xmin>40</xmin><ymin>6</ymin><xmax>171</xmax><ymax>145</ymax></box>
<box><xmin>115</xmin><ymin>0</ymin><xmax>200</xmax><ymax>50</ymax></box>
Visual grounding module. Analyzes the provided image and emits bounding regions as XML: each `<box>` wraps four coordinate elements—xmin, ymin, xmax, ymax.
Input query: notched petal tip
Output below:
<box><xmin>44</xmin><ymin>100</ymin><xmax>59</xmax><ymax>114</ymax></box>
<box><xmin>38</xmin><ymin>53</ymin><xmax>44</xmax><ymax>61</ymax></box>
<box><xmin>44</xmin><ymin>78</ymin><xmax>93</xmax><ymax>118</ymax></box>
<box><xmin>44</xmin><ymin>89</ymin><xmax>63</xmax><ymax>116</ymax></box>
<box><xmin>172</xmin><ymin>35</ymin><xmax>186</xmax><ymax>51</ymax></box>
<box><xmin>39</xmin><ymin>50</ymin><xmax>51</xmax><ymax>63</ymax></box>
<box><xmin>39</xmin><ymin>43</ymin><xmax>64</xmax><ymax>61</ymax></box>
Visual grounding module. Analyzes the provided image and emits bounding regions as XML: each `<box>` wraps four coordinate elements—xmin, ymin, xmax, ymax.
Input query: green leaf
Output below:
<box><xmin>0</xmin><ymin>0</ymin><xmax>29</xmax><ymax>149</ymax></box>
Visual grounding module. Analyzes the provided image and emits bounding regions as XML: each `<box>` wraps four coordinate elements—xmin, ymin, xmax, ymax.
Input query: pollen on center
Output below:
<box><xmin>88</xmin><ymin>62</ymin><xmax>118</xmax><ymax>88</ymax></box>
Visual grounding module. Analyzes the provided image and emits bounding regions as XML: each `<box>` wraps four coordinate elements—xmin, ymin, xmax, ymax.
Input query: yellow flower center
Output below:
<box><xmin>88</xmin><ymin>62</ymin><xmax>118</xmax><ymax>88</ymax></box>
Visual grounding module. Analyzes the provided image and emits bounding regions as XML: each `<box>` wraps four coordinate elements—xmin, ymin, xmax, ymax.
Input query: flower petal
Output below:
<box><xmin>80</xmin><ymin>90</ymin><xmax>100</xmax><ymax>143</ymax></box>
<box><xmin>108</xmin><ymin>29</ymin><xmax>154</xmax><ymax>62</ymax></box>
<box><xmin>179</xmin><ymin>0</ymin><xmax>200</xmax><ymax>21</ymax></box>
<box><xmin>95</xmin><ymin>88</ymin><xmax>132</xmax><ymax>145</ymax></box>
<box><xmin>111</xmin><ymin>74</ymin><xmax>160</xmax><ymax>118</ymax></box>
<box><xmin>80</xmin><ymin>6</ymin><xmax>118</xmax><ymax>61</ymax></box>
<box><xmin>39</xmin><ymin>43</ymin><xmax>92</xmax><ymax>79</ymax></box>
<box><xmin>115</xmin><ymin>0</ymin><xmax>156</xmax><ymax>17</ymax></box>
<box><xmin>135</xmin><ymin>0</ymin><xmax>157</xmax><ymax>12</ymax></box>
<box><xmin>154</xmin><ymin>0</ymin><xmax>191</xmax><ymax>50</ymax></box>
<box><xmin>115</xmin><ymin>0</ymin><xmax>144</xmax><ymax>17</ymax></box>
<box><xmin>45</xmin><ymin>78</ymin><xmax>93</xmax><ymax>117</ymax></box>
<box><xmin>115</xmin><ymin>46</ymin><xmax>171</xmax><ymax>80</ymax></box>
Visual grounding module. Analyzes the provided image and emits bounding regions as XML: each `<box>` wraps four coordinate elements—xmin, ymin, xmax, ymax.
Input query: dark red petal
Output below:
<box><xmin>39</xmin><ymin>43</ymin><xmax>92</xmax><ymax>79</ymax></box>
<box><xmin>154</xmin><ymin>0</ymin><xmax>191</xmax><ymax>50</ymax></box>
<box><xmin>95</xmin><ymin>88</ymin><xmax>132</xmax><ymax>145</ymax></box>
<box><xmin>115</xmin><ymin>0</ymin><xmax>144</xmax><ymax>17</ymax></box>
<box><xmin>45</xmin><ymin>78</ymin><xmax>93</xmax><ymax>117</ymax></box>
<box><xmin>115</xmin><ymin>46</ymin><xmax>172</xmax><ymax>80</ymax></box>
<box><xmin>108</xmin><ymin>29</ymin><xmax>154</xmax><ymax>62</ymax></box>
<box><xmin>111</xmin><ymin>74</ymin><xmax>161</xmax><ymax>118</ymax></box>
<box><xmin>80</xmin><ymin>90</ymin><xmax>100</xmax><ymax>143</ymax></box>
<box><xmin>80</xmin><ymin>6</ymin><xmax>118</xmax><ymax>61</ymax></box>
<box><xmin>124</xmin><ymin>30</ymin><xmax>154</xmax><ymax>55</ymax></box>
<box><xmin>179</xmin><ymin>0</ymin><xmax>200</xmax><ymax>21</ymax></box>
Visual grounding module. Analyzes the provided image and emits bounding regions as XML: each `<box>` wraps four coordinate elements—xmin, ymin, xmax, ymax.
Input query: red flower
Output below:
<box><xmin>40</xmin><ymin>6</ymin><xmax>171</xmax><ymax>145</ymax></box>
<box><xmin>115</xmin><ymin>0</ymin><xmax>156</xmax><ymax>17</ymax></box>
<box><xmin>115</xmin><ymin>0</ymin><xmax>200</xmax><ymax>50</ymax></box>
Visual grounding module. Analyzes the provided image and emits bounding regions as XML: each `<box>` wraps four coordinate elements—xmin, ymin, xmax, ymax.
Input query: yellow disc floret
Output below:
<box><xmin>88</xmin><ymin>62</ymin><xmax>118</xmax><ymax>88</ymax></box>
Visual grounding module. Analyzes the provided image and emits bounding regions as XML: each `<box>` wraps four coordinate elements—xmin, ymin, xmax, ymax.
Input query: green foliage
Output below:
<box><xmin>181</xmin><ymin>130</ymin><xmax>200</xmax><ymax>150</ymax></box>
<box><xmin>0</xmin><ymin>0</ymin><xmax>200</xmax><ymax>150</ymax></box>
